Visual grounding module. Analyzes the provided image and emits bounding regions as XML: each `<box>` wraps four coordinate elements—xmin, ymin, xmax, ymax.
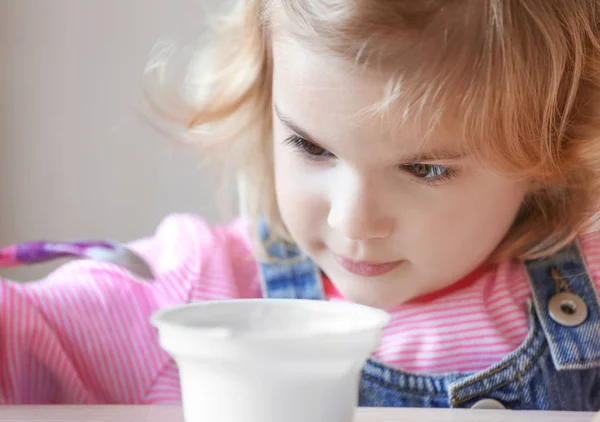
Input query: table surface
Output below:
<box><xmin>0</xmin><ymin>406</ymin><xmax>597</xmax><ymax>422</ymax></box>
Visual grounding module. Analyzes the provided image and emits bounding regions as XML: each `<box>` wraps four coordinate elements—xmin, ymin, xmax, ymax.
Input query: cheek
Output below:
<box><xmin>407</xmin><ymin>177</ymin><xmax>527</xmax><ymax>268</ymax></box>
<box><xmin>274</xmin><ymin>143</ymin><xmax>305</xmax><ymax>206</ymax></box>
<box><xmin>273</xmin><ymin>143</ymin><xmax>327</xmax><ymax>235</ymax></box>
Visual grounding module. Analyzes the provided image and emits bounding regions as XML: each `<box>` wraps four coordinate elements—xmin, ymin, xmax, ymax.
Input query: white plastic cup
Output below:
<box><xmin>151</xmin><ymin>299</ymin><xmax>390</xmax><ymax>422</ymax></box>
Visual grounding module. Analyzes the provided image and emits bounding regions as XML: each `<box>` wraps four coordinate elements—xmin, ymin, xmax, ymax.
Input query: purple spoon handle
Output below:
<box><xmin>0</xmin><ymin>240</ymin><xmax>116</xmax><ymax>267</ymax></box>
<box><xmin>0</xmin><ymin>240</ymin><xmax>155</xmax><ymax>281</ymax></box>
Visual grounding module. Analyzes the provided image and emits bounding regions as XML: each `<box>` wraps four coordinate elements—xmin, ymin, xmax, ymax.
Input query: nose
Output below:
<box><xmin>327</xmin><ymin>173</ymin><xmax>394</xmax><ymax>241</ymax></box>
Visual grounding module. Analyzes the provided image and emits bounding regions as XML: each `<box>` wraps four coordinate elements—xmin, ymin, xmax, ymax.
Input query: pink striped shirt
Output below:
<box><xmin>1</xmin><ymin>213</ymin><xmax>600</xmax><ymax>404</ymax></box>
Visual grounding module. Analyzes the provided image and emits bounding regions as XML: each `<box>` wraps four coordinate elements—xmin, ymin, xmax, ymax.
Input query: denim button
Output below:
<box><xmin>471</xmin><ymin>398</ymin><xmax>506</xmax><ymax>409</ymax></box>
<box><xmin>548</xmin><ymin>292</ymin><xmax>588</xmax><ymax>327</ymax></box>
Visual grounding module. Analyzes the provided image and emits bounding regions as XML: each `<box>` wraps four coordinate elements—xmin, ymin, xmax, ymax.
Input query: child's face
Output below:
<box><xmin>271</xmin><ymin>40</ymin><xmax>530</xmax><ymax>309</ymax></box>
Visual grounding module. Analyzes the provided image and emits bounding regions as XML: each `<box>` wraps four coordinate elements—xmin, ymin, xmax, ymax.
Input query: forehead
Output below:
<box><xmin>272</xmin><ymin>39</ymin><xmax>388</xmax><ymax>125</ymax></box>
<box><xmin>271</xmin><ymin>39</ymin><xmax>463</xmax><ymax>156</ymax></box>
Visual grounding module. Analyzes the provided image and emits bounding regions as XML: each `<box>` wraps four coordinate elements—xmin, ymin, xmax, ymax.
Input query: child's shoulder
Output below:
<box><xmin>130</xmin><ymin>212</ymin><xmax>253</xmax><ymax>270</ymax></box>
<box><xmin>20</xmin><ymin>213</ymin><xmax>260</xmax><ymax>305</ymax></box>
<box><xmin>127</xmin><ymin>213</ymin><xmax>260</xmax><ymax>300</ymax></box>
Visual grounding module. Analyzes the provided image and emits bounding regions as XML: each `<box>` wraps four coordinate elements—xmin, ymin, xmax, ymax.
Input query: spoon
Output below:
<box><xmin>0</xmin><ymin>240</ymin><xmax>155</xmax><ymax>281</ymax></box>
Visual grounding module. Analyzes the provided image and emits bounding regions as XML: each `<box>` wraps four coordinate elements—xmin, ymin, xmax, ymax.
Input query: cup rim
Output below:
<box><xmin>150</xmin><ymin>298</ymin><xmax>391</xmax><ymax>340</ymax></box>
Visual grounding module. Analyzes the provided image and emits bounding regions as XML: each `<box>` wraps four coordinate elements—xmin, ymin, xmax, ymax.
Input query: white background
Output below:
<box><xmin>0</xmin><ymin>0</ymin><xmax>236</xmax><ymax>280</ymax></box>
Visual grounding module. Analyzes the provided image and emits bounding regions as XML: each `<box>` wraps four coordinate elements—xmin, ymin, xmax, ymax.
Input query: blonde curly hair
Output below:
<box><xmin>144</xmin><ymin>0</ymin><xmax>600</xmax><ymax>262</ymax></box>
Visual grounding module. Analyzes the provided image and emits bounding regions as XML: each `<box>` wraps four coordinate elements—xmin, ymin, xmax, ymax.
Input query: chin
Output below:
<box><xmin>326</xmin><ymin>265</ymin><xmax>413</xmax><ymax>310</ymax></box>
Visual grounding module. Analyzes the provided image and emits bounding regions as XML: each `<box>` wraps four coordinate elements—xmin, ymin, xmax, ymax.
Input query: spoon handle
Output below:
<box><xmin>0</xmin><ymin>240</ymin><xmax>118</xmax><ymax>267</ymax></box>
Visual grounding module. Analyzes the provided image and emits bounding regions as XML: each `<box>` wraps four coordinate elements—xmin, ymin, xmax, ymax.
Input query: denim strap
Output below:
<box><xmin>257</xmin><ymin>219</ymin><xmax>324</xmax><ymax>300</ymax></box>
<box><xmin>524</xmin><ymin>240</ymin><xmax>600</xmax><ymax>370</ymax></box>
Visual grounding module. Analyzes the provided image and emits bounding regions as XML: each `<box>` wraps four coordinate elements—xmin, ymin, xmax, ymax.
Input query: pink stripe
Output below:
<box><xmin>377</xmin><ymin>329</ymin><xmax>528</xmax><ymax>356</ymax></box>
<box><xmin>378</xmin><ymin>341</ymin><xmax>519</xmax><ymax>361</ymax></box>
<box><xmin>384</xmin><ymin>310</ymin><xmax>528</xmax><ymax>338</ymax></box>
<box><xmin>387</xmin><ymin>289</ymin><xmax>528</xmax><ymax>321</ymax></box>
<box><xmin>385</xmin><ymin>299</ymin><xmax>522</xmax><ymax>327</ymax></box>
<box><xmin>376</xmin><ymin>329</ymin><xmax>528</xmax><ymax>348</ymax></box>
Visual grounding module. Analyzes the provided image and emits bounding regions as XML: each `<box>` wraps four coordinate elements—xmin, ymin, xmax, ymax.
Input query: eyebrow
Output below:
<box><xmin>405</xmin><ymin>149</ymin><xmax>468</xmax><ymax>162</ymax></box>
<box><xmin>274</xmin><ymin>104</ymin><xmax>468</xmax><ymax>163</ymax></box>
<box><xmin>274</xmin><ymin>104</ymin><xmax>318</xmax><ymax>146</ymax></box>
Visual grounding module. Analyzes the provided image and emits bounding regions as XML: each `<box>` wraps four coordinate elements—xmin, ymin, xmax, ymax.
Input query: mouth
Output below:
<box><xmin>334</xmin><ymin>254</ymin><xmax>402</xmax><ymax>277</ymax></box>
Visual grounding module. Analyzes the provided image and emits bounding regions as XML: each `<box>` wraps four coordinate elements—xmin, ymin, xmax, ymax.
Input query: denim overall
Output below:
<box><xmin>257</xmin><ymin>225</ymin><xmax>600</xmax><ymax>410</ymax></box>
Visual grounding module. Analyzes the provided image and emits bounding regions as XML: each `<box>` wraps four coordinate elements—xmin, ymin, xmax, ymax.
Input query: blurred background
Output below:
<box><xmin>0</xmin><ymin>0</ymin><xmax>236</xmax><ymax>280</ymax></box>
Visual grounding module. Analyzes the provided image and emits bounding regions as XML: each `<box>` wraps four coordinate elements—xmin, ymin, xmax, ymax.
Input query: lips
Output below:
<box><xmin>334</xmin><ymin>255</ymin><xmax>401</xmax><ymax>277</ymax></box>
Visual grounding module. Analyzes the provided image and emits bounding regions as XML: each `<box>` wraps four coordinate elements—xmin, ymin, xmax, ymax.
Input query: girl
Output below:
<box><xmin>2</xmin><ymin>0</ymin><xmax>600</xmax><ymax>411</ymax></box>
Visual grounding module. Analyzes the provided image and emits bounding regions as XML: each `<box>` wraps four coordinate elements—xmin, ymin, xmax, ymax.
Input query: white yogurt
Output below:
<box><xmin>151</xmin><ymin>299</ymin><xmax>390</xmax><ymax>422</ymax></box>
